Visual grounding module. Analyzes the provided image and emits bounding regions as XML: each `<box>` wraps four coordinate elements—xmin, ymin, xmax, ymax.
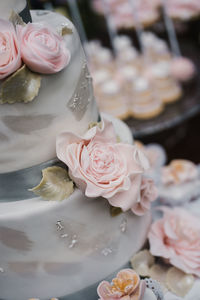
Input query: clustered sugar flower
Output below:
<box><xmin>56</xmin><ymin>118</ymin><xmax>157</xmax><ymax>215</ymax></box>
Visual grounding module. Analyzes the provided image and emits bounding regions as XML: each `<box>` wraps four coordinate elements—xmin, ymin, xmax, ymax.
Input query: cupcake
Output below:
<box><xmin>141</xmin><ymin>32</ymin><xmax>171</xmax><ymax>64</ymax></box>
<box><xmin>146</xmin><ymin>62</ymin><xmax>182</xmax><ymax>104</ymax></box>
<box><xmin>131</xmin><ymin>77</ymin><xmax>164</xmax><ymax>119</ymax></box>
<box><xmin>88</xmin><ymin>42</ymin><xmax>114</xmax><ymax>71</ymax></box>
<box><xmin>97</xmin><ymin>79</ymin><xmax>129</xmax><ymax>119</ymax></box>
<box><xmin>93</xmin><ymin>0</ymin><xmax>160</xmax><ymax>29</ymax></box>
<box><xmin>117</xmin><ymin>46</ymin><xmax>141</xmax><ymax>69</ymax></box>
<box><xmin>91</xmin><ymin>68</ymin><xmax>112</xmax><ymax>98</ymax></box>
<box><xmin>118</xmin><ymin>65</ymin><xmax>139</xmax><ymax>95</ymax></box>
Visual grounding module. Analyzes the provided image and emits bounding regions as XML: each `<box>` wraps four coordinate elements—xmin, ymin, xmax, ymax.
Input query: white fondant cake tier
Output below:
<box><xmin>0</xmin><ymin>192</ymin><xmax>151</xmax><ymax>300</ymax></box>
<box><xmin>0</xmin><ymin>115</ymin><xmax>151</xmax><ymax>300</ymax></box>
<box><xmin>0</xmin><ymin>10</ymin><xmax>98</xmax><ymax>173</ymax></box>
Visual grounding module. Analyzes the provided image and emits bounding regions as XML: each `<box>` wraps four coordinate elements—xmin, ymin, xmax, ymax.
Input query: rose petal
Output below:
<box><xmin>108</xmin><ymin>174</ymin><xmax>142</xmax><ymax>211</ymax></box>
<box><xmin>0</xmin><ymin>19</ymin><xmax>21</xmax><ymax>79</ymax></box>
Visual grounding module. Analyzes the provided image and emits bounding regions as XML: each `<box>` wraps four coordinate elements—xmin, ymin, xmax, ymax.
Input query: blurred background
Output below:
<box><xmin>30</xmin><ymin>0</ymin><xmax>200</xmax><ymax>163</ymax></box>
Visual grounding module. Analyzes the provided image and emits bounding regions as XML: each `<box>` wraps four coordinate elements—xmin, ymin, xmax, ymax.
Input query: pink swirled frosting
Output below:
<box><xmin>0</xmin><ymin>19</ymin><xmax>21</xmax><ymax>79</ymax></box>
<box><xmin>56</xmin><ymin>118</ymin><xmax>157</xmax><ymax>215</ymax></box>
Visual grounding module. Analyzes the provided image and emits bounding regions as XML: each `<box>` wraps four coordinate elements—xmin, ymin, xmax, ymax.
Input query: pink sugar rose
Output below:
<box><xmin>97</xmin><ymin>269</ymin><xmax>146</xmax><ymax>300</ymax></box>
<box><xmin>0</xmin><ymin>19</ymin><xmax>21</xmax><ymax>80</ymax></box>
<box><xmin>148</xmin><ymin>207</ymin><xmax>200</xmax><ymax>277</ymax></box>
<box><xmin>17</xmin><ymin>23</ymin><xmax>70</xmax><ymax>74</ymax></box>
<box><xmin>131</xmin><ymin>177</ymin><xmax>158</xmax><ymax>216</ymax></box>
<box><xmin>56</xmin><ymin>119</ymin><xmax>154</xmax><ymax>213</ymax></box>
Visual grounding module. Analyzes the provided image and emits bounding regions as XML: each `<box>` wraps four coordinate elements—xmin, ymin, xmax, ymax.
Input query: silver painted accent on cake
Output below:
<box><xmin>101</xmin><ymin>247</ymin><xmax>113</xmax><ymax>256</ymax></box>
<box><xmin>120</xmin><ymin>218</ymin><xmax>127</xmax><ymax>233</ymax></box>
<box><xmin>68</xmin><ymin>62</ymin><xmax>94</xmax><ymax>120</ymax></box>
<box><xmin>56</xmin><ymin>220</ymin><xmax>78</xmax><ymax>249</ymax></box>
<box><xmin>56</xmin><ymin>220</ymin><xmax>64</xmax><ymax>231</ymax></box>
<box><xmin>61</xmin><ymin>233</ymin><xmax>69</xmax><ymax>238</ymax></box>
<box><xmin>68</xmin><ymin>235</ymin><xmax>78</xmax><ymax>249</ymax></box>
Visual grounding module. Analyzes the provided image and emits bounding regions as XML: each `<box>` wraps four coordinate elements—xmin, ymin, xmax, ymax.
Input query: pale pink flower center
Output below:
<box><xmin>35</xmin><ymin>32</ymin><xmax>55</xmax><ymax>49</ymax></box>
<box><xmin>93</xmin><ymin>149</ymin><xmax>114</xmax><ymax>169</ymax></box>
<box><xmin>83</xmin><ymin>143</ymin><xmax>124</xmax><ymax>182</ymax></box>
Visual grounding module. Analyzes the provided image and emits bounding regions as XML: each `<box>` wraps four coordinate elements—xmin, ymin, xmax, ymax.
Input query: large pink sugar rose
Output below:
<box><xmin>148</xmin><ymin>207</ymin><xmax>200</xmax><ymax>277</ymax></box>
<box><xmin>0</xmin><ymin>19</ymin><xmax>21</xmax><ymax>79</ymax></box>
<box><xmin>97</xmin><ymin>269</ymin><xmax>146</xmax><ymax>300</ymax></box>
<box><xmin>56</xmin><ymin>119</ymin><xmax>153</xmax><ymax>213</ymax></box>
<box><xmin>17</xmin><ymin>23</ymin><xmax>70</xmax><ymax>74</ymax></box>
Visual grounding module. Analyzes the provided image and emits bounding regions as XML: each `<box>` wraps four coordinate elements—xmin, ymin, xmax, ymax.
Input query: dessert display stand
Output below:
<box><xmin>125</xmin><ymin>40</ymin><xmax>200</xmax><ymax>140</ymax></box>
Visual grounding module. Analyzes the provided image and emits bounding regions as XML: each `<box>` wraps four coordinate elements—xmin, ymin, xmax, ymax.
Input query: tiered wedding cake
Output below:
<box><xmin>0</xmin><ymin>2</ymin><xmax>154</xmax><ymax>299</ymax></box>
